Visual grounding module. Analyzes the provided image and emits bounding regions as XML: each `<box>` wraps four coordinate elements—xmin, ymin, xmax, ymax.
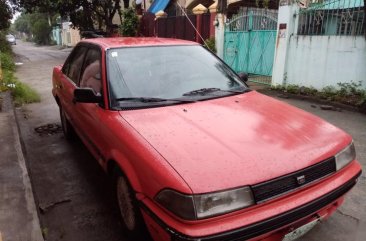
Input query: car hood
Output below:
<box><xmin>119</xmin><ymin>91</ymin><xmax>351</xmax><ymax>193</ymax></box>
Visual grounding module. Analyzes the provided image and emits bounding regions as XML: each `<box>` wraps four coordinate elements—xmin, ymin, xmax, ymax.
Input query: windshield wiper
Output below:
<box><xmin>183</xmin><ymin>87</ymin><xmax>250</xmax><ymax>96</ymax></box>
<box><xmin>182</xmin><ymin>88</ymin><xmax>221</xmax><ymax>96</ymax></box>
<box><xmin>115</xmin><ymin>97</ymin><xmax>196</xmax><ymax>103</ymax></box>
<box><xmin>218</xmin><ymin>88</ymin><xmax>252</xmax><ymax>94</ymax></box>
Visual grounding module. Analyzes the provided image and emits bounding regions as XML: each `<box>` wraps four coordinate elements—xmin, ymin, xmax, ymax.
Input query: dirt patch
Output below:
<box><xmin>34</xmin><ymin>124</ymin><xmax>62</xmax><ymax>136</ymax></box>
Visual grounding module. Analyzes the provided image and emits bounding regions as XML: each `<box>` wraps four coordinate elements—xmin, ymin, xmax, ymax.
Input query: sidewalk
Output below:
<box><xmin>0</xmin><ymin>92</ymin><xmax>44</xmax><ymax>241</ymax></box>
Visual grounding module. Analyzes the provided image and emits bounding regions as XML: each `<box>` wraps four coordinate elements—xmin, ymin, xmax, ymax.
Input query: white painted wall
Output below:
<box><xmin>272</xmin><ymin>3</ymin><xmax>366</xmax><ymax>90</ymax></box>
<box><xmin>286</xmin><ymin>36</ymin><xmax>366</xmax><ymax>89</ymax></box>
<box><xmin>215</xmin><ymin>13</ymin><xmax>225</xmax><ymax>59</ymax></box>
<box><xmin>272</xmin><ymin>4</ymin><xmax>299</xmax><ymax>87</ymax></box>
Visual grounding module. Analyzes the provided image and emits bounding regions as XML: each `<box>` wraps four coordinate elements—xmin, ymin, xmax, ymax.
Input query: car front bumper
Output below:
<box><xmin>140</xmin><ymin>161</ymin><xmax>362</xmax><ymax>241</ymax></box>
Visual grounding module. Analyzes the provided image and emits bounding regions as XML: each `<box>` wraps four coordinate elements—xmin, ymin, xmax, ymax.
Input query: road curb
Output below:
<box><xmin>0</xmin><ymin>91</ymin><xmax>44</xmax><ymax>241</ymax></box>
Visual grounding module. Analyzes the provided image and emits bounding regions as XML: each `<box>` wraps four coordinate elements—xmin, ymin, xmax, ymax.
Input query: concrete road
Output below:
<box><xmin>13</xmin><ymin>40</ymin><xmax>365</xmax><ymax>241</ymax></box>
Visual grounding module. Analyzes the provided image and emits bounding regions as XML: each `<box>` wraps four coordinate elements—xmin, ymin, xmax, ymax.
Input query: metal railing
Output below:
<box><xmin>227</xmin><ymin>8</ymin><xmax>278</xmax><ymax>31</ymax></box>
<box><xmin>297</xmin><ymin>0</ymin><xmax>365</xmax><ymax>36</ymax></box>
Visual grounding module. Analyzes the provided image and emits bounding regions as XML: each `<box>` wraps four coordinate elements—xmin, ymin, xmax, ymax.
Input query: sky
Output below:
<box><xmin>11</xmin><ymin>11</ymin><xmax>20</xmax><ymax>23</ymax></box>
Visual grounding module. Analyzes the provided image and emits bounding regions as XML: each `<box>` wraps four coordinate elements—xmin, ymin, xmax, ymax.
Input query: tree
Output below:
<box><xmin>17</xmin><ymin>0</ymin><xmax>128</xmax><ymax>34</ymax></box>
<box><xmin>14</xmin><ymin>13</ymin><xmax>52</xmax><ymax>44</ymax></box>
<box><xmin>14</xmin><ymin>14</ymin><xmax>31</xmax><ymax>34</ymax></box>
<box><xmin>120</xmin><ymin>8</ymin><xmax>138</xmax><ymax>37</ymax></box>
<box><xmin>0</xmin><ymin>1</ymin><xmax>13</xmax><ymax>30</ymax></box>
<box><xmin>65</xmin><ymin>0</ymin><xmax>125</xmax><ymax>33</ymax></box>
<box><xmin>31</xmin><ymin>18</ymin><xmax>52</xmax><ymax>44</ymax></box>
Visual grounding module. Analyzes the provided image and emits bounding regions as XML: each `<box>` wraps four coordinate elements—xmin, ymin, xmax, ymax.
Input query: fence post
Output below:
<box><xmin>272</xmin><ymin>1</ymin><xmax>299</xmax><ymax>86</ymax></box>
<box><xmin>215</xmin><ymin>13</ymin><xmax>226</xmax><ymax>59</ymax></box>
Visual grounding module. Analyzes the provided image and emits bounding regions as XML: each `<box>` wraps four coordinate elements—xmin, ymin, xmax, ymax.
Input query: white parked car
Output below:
<box><xmin>6</xmin><ymin>34</ymin><xmax>16</xmax><ymax>45</ymax></box>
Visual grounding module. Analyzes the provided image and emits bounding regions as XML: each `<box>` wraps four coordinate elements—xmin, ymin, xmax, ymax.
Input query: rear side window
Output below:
<box><xmin>62</xmin><ymin>46</ymin><xmax>88</xmax><ymax>85</ymax></box>
<box><xmin>80</xmin><ymin>48</ymin><xmax>102</xmax><ymax>95</ymax></box>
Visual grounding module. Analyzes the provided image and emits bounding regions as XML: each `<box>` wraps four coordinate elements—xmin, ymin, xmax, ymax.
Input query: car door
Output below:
<box><xmin>73</xmin><ymin>46</ymin><xmax>108</xmax><ymax>165</ymax></box>
<box><xmin>59</xmin><ymin>45</ymin><xmax>88</xmax><ymax>128</ymax></box>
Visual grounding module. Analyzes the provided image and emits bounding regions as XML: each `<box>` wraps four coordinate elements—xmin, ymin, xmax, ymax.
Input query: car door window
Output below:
<box><xmin>62</xmin><ymin>46</ymin><xmax>88</xmax><ymax>85</ymax></box>
<box><xmin>80</xmin><ymin>48</ymin><xmax>102</xmax><ymax>95</ymax></box>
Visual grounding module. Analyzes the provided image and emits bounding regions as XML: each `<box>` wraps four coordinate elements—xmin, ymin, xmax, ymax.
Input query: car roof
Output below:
<box><xmin>80</xmin><ymin>37</ymin><xmax>199</xmax><ymax>49</ymax></box>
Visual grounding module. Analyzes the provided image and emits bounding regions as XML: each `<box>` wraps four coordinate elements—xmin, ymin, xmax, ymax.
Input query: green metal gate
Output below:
<box><xmin>224</xmin><ymin>9</ymin><xmax>278</xmax><ymax>85</ymax></box>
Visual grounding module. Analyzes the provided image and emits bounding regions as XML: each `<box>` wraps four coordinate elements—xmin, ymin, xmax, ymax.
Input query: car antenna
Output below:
<box><xmin>175</xmin><ymin>2</ymin><xmax>213</xmax><ymax>52</ymax></box>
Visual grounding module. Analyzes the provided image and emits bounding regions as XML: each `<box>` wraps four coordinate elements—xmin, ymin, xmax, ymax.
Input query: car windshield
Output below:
<box><xmin>106</xmin><ymin>45</ymin><xmax>248</xmax><ymax>109</ymax></box>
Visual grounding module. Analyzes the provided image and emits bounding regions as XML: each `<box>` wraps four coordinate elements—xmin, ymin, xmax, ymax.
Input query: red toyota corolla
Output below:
<box><xmin>52</xmin><ymin>37</ymin><xmax>362</xmax><ymax>241</ymax></box>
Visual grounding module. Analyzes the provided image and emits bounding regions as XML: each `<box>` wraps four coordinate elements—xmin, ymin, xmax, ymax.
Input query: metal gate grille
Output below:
<box><xmin>224</xmin><ymin>8</ymin><xmax>278</xmax><ymax>85</ymax></box>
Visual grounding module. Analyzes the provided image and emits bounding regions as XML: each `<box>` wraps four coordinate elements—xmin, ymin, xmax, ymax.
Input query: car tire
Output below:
<box><xmin>59</xmin><ymin>106</ymin><xmax>75</xmax><ymax>140</ymax></box>
<box><xmin>115</xmin><ymin>172</ymin><xmax>149</xmax><ymax>240</ymax></box>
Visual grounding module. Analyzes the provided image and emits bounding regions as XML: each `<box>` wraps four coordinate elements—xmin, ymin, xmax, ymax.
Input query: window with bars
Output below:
<box><xmin>297</xmin><ymin>0</ymin><xmax>365</xmax><ymax>36</ymax></box>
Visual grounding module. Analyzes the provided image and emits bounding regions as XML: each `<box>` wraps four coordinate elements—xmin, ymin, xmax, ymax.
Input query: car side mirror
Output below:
<box><xmin>238</xmin><ymin>72</ymin><xmax>248</xmax><ymax>82</ymax></box>
<box><xmin>74</xmin><ymin>88</ymin><xmax>102</xmax><ymax>104</ymax></box>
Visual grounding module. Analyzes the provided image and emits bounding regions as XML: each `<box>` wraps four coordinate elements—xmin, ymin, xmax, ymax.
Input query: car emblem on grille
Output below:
<box><xmin>296</xmin><ymin>175</ymin><xmax>306</xmax><ymax>185</ymax></box>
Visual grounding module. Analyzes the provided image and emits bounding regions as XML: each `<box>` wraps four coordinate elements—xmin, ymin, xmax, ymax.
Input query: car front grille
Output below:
<box><xmin>252</xmin><ymin>157</ymin><xmax>337</xmax><ymax>203</ymax></box>
<box><xmin>169</xmin><ymin>171</ymin><xmax>361</xmax><ymax>241</ymax></box>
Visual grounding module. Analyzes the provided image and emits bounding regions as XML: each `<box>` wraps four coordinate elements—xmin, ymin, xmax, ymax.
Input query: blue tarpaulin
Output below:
<box><xmin>148</xmin><ymin>0</ymin><xmax>171</xmax><ymax>14</ymax></box>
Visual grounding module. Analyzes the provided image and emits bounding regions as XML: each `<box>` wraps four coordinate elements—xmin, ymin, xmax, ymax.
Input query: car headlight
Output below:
<box><xmin>335</xmin><ymin>142</ymin><xmax>356</xmax><ymax>171</ymax></box>
<box><xmin>155</xmin><ymin>187</ymin><xmax>255</xmax><ymax>220</ymax></box>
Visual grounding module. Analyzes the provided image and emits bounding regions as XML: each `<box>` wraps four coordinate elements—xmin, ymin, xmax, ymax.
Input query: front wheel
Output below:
<box><xmin>116</xmin><ymin>174</ymin><xmax>149</xmax><ymax>240</ymax></box>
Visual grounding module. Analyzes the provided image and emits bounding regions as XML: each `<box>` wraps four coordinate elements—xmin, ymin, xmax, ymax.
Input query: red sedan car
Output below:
<box><xmin>52</xmin><ymin>37</ymin><xmax>362</xmax><ymax>241</ymax></box>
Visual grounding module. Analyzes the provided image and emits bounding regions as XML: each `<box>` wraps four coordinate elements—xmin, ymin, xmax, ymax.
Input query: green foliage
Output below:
<box><xmin>337</xmin><ymin>81</ymin><xmax>364</xmax><ymax>97</ymax></box>
<box><xmin>204</xmin><ymin>37</ymin><xmax>216</xmax><ymax>53</ymax></box>
<box><xmin>15</xmin><ymin>13</ymin><xmax>52</xmax><ymax>45</ymax></box>
<box><xmin>31</xmin><ymin>19</ymin><xmax>52</xmax><ymax>44</ymax></box>
<box><xmin>121</xmin><ymin>8</ymin><xmax>139</xmax><ymax>37</ymax></box>
<box><xmin>319</xmin><ymin>86</ymin><xmax>337</xmax><ymax>99</ymax></box>
<box><xmin>285</xmin><ymin>84</ymin><xmax>300</xmax><ymax>94</ymax></box>
<box><xmin>0</xmin><ymin>1</ymin><xmax>12</xmax><ymax>30</ymax></box>
<box><xmin>17</xmin><ymin>0</ymin><xmax>125</xmax><ymax>35</ymax></box>
<box><xmin>14</xmin><ymin>14</ymin><xmax>32</xmax><ymax>34</ymax></box>
<box><xmin>255</xmin><ymin>0</ymin><xmax>271</xmax><ymax>8</ymax></box>
<box><xmin>12</xmin><ymin>80</ymin><xmax>41</xmax><ymax>105</ymax></box>
<box><xmin>0</xmin><ymin>32</ymin><xmax>12</xmax><ymax>54</ymax></box>
<box><xmin>301</xmin><ymin>86</ymin><xmax>318</xmax><ymax>96</ymax></box>
<box><xmin>0</xmin><ymin>52</ymin><xmax>15</xmax><ymax>71</ymax></box>
<box><xmin>1</xmin><ymin>69</ymin><xmax>41</xmax><ymax>105</ymax></box>
<box><xmin>270</xmin><ymin>84</ymin><xmax>285</xmax><ymax>91</ymax></box>
<box><xmin>272</xmin><ymin>82</ymin><xmax>366</xmax><ymax>108</ymax></box>
<box><xmin>0</xmin><ymin>51</ymin><xmax>40</xmax><ymax>105</ymax></box>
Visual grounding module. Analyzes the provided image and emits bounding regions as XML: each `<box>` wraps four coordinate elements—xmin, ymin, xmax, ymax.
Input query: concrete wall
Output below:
<box><xmin>272</xmin><ymin>2</ymin><xmax>366</xmax><ymax>90</ymax></box>
<box><xmin>286</xmin><ymin>36</ymin><xmax>366</xmax><ymax>89</ymax></box>
<box><xmin>61</xmin><ymin>22</ymin><xmax>81</xmax><ymax>47</ymax></box>
<box><xmin>52</xmin><ymin>27</ymin><xmax>62</xmax><ymax>45</ymax></box>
